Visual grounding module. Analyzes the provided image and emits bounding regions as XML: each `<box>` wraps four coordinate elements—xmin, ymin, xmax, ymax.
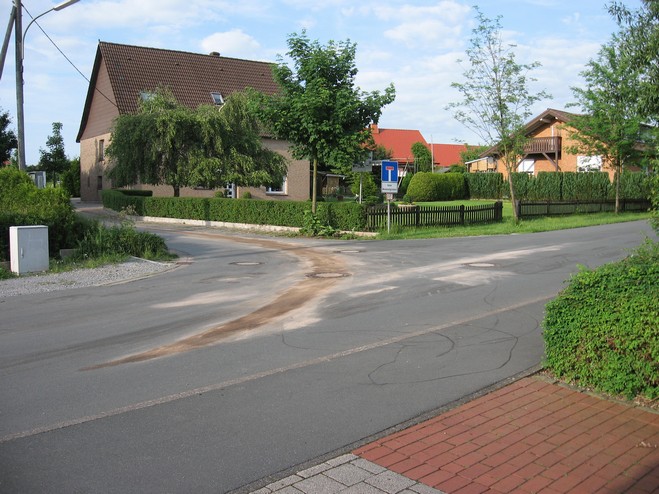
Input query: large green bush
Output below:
<box><xmin>0</xmin><ymin>167</ymin><xmax>81</xmax><ymax>260</ymax></box>
<box><xmin>543</xmin><ymin>240</ymin><xmax>659</xmax><ymax>399</ymax></box>
<box><xmin>407</xmin><ymin>172</ymin><xmax>467</xmax><ymax>202</ymax></box>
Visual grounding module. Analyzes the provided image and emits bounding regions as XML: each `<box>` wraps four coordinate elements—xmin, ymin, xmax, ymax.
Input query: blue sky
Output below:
<box><xmin>0</xmin><ymin>0</ymin><xmax>641</xmax><ymax>165</ymax></box>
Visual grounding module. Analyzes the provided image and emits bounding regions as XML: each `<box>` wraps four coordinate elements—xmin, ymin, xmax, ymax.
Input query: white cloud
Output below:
<box><xmin>200</xmin><ymin>30</ymin><xmax>262</xmax><ymax>59</ymax></box>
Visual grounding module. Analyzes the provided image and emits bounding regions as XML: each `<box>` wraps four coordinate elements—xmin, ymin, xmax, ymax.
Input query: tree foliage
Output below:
<box><xmin>253</xmin><ymin>31</ymin><xmax>395</xmax><ymax>212</ymax></box>
<box><xmin>107</xmin><ymin>88</ymin><xmax>287</xmax><ymax>197</ymax></box>
<box><xmin>459</xmin><ymin>144</ymin><xmax>488</xmax><ymax>166</ymax></box>
<box><xmin>411</xmin><ymin>142</ymin><xmax>432</xmax><ymax>172</ymax></box>
<box><xmin>567</xmin><ymin>39</ymin><xmax>650</xmax><ymax>213</ymax></box>
<box><xmin>447</xmin><ymin>7</ymin><xmax>550</xmax><ymax>221</ymax></box>
<box><xmin>0</xmin><ymin>109</ymin><xmax>17</xmax><ymax>164</ymax></box>
<box><xmin>38</xmin><ymin>122</ymin><xmax>69</xmax><ymax>180</ymax></box>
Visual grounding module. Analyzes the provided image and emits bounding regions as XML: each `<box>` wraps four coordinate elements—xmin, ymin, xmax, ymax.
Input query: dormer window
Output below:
<box><xmin>211</xmin><ymin>92</ymin><xmax>224</xmax><ymax>106</ymax></box>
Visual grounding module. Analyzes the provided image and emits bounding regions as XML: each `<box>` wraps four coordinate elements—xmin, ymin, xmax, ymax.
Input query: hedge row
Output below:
<box><xmin>466</xmin><ymin>171</ymin><xmax>650</xmax><ymax>201</ymax></box>
<box><xmin>102</xmin><ymin>190</ymin><xmax>367</xmax><ymax>231</ymax></box>
<box><xmin>543</xmin><ymin>240</ymin><xmax>659</xmax><ymax>399</ymax></box>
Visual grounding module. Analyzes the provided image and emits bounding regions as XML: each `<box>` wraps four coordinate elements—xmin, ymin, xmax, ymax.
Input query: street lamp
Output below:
<box><xmin>14</xmin><ymin>0</ymin><xmax>79</xmax><ymax>170</ymax></box>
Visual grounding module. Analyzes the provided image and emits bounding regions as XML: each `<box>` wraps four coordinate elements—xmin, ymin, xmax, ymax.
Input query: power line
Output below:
<box><xmin>23</xmin><ymin>5</ymin><xmax>117</xmax><ymax>109</ymax></box>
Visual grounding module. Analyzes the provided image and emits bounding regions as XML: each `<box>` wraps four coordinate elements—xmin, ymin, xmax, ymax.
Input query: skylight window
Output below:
<box><xmin>140</xmin><ymin>91</ymin><xmax>155</xmax><ymax>102</ymax></box>
<box><xmin>211</xmin><ymin>92</ymin><xmax>224</xmax><ymax>106</ymax></box>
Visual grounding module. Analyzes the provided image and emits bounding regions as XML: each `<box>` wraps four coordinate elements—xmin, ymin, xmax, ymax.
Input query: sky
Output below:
<box><xmin>0</xmin><ymin>0</ymin><xmax>642</xmax><ymax>166</ymax></box>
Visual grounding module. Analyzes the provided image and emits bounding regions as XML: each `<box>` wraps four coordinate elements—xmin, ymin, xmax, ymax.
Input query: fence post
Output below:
<box><xmin>495</xmin><ymin>201</ymin><xmax>503</xmax><ymax>221</ymax></box>
<box><xmin>460</xmin><ymin>205</ymin><xmax>465</xmax><ymax>225</ymax></box>
<box><xmin>515</xmin><ymin>200</ymin><xmax>521</xmax><ymax>220</ymax></box>
<box><xmin>415</xmin><ymin>207</ymin><xmax>420</xmax><ymax>227</ymax></box>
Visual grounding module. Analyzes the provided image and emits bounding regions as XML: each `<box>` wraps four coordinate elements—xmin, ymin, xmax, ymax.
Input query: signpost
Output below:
<box><xmin>380</xmin><ymin>160</ymin><xmax>399</xmax><ymax>233</ymax></box>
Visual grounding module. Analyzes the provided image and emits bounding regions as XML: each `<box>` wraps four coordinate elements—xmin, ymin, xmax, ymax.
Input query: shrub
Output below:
<box><xmin>619</xmin><ymin>171</ymin><xmax>650</xmax><ymax>200</ymax></box>
<box><xmin>407</xmin><ymin>172</ymin><xmax>436</xmax><ymax>202</ymax></box>
<box><xmin>465</xmin><ymin>172</ymin><xmax>503</xmax><ymax>199</ymax></box>
<box><xmin>543</xmin><ymin>240</ymin><xmax>659</xmax><ymax>399</ymax></box>
<box><xmin>60</xmin><ymin>159</ymin><xmax>81</xmax><ymax>198</ymax></box>
<box><xmin>73</xmin><ymin>221</ymin><xmax>169</xmax><ymax>260</ymax></box>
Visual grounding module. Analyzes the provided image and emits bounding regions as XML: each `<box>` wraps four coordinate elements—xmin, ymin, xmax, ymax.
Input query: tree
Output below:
<box><xmin>607</xmin><ymin>0</ymin><xmax>659</xmax><ymax>123</ymax></box>
<box><xmin>0</xmin><ymin>109</ymin><xmax>17</xmax><ymax>164</ymax></box>
<box><xmin>447</xmin><ymin>7</ymin><xmax>550</xmax><ymax>222</ymax></box>
<box><xmin>567</xmin><ymin>40</ymin><xmax>649</xmax><ymax>213</ymax></box>
<box><xmin>38</xmin><ymin>122</ymin><xmax>69</xmax><ymax>183</ymax></box>
<box><xmin>253</xmin><ymin>31</ymin><xmax>395</xmax><ymax>213</ymax></box>
<box><xmin>107</xmin><ymin>88</ymin><xmax>286</xmax><ymax>197</ymax></box>
<box><xmin>411</xmin><ymin>142</ymin><xmax>432</xmax><ymax>172</ymax></box>
<box><xmin>459</xmin><ymin>144</ymin><xmax>488</xmax><ymax>167</ymax></box>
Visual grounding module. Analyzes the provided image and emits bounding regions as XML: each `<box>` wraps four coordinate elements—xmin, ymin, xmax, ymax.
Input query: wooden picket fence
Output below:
<box><xmin>516</xmin><ymin>199</ymin><xmax>651</xmax><ymax>219</ymax></box>
<box><xmin>365</xmin><ymin>202</ymin><xmax>503</xmax><ymax>231</ymax></box>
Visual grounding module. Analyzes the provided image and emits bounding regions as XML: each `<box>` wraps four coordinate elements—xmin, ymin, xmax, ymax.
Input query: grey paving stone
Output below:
<box><xmin>297</xmin><ymin>462</ymin><xmax>332</xmax><ymax>479</ymax></box>
<box><xmin>339</xmin><ymin>482</ymin><xmax>389</xmax><ymax>494</ymax></box>
<box><xmin>324</xmin><ymin>462</ymin><xmax>372</xmax><ymax>486</ymax></box>
<box><xmin>264</xmin><ymin>474</ymin><xmax>302</xmax><ymax>491</ymax></box>
<box><xmin>365</xmin><ymin>471</ymin><xmax>416</xmax><ymax>494</ymax></box>
<box><xmin>409</xmin><ymin>483</ymin><xmax>446</xmax><ymax>494</ymax></box>
<box><xmin>271</xmin><ymin>487</ymin><xmax>303</xmax><ymax>494</ymax></box>
<box><xmin>250</xmin><ymin>488</ymin><xmax>272</xmax><ymax>494</ymax></box>
<box><xmin>293</xmin><ymin>474</ymin><xmax>345</xmax><ymax>494</ymax></box>
<box><xmin>326</xmin><ymin>453</ymin><xmax>358</xmax><ymax>467</ymax></box>
<box><xmin>350</xmin><ymin>458</ymin><xmax>387</xmax><ymax>475</ymax></box>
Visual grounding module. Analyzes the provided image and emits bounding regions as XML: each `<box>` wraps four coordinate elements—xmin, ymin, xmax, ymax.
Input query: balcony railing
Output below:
<box><xmin>524</xmin><ymin>136</ymin><xmax>561</xmax><ymax>154</ymax></box>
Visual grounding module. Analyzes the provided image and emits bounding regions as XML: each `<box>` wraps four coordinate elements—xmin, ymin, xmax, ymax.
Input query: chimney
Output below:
<box><xmin>371</xmin><ymin>123</ymin><xmax>379</xmax><ymax>134</ymax></box>
<box><xmin>209</xmin><ymin>51</ymin><xmax>221</xmax><ymax>57</ymax></box>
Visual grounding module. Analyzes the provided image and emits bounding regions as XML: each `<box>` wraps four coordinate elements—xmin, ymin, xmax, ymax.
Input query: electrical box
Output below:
<box><xmin>10</xmin><ymin>225</ymin><xmax>49</xmax><ymax>275</ymax></box>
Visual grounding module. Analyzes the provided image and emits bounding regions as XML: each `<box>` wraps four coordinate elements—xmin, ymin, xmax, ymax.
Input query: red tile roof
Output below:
<box><xmin>370</xmin><ymin>125</ymin><xmax>428</xmax><ymax>164</ymax></box>
<box><xmin>431</xmin><ymin>143</ymin><xmax>472</xmax><ymax>167</ymax></box>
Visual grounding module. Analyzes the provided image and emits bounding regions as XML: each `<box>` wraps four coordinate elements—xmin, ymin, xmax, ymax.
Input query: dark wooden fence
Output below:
<box><xmin>365</xmin><ymin>202</ymin><xmax>503</xmax><ymax>231</ymax></box>
<box><xmin>516</xmin><ymin>199</ymin><xmax>651</xmax><ymax>219</ymax></box>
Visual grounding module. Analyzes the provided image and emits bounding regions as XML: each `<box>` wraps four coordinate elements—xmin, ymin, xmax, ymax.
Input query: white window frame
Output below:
<box><xmin>267</xmin><ymin>176</ymin><xmax>287</xmax><ymax>195</ymax></box>
<box><xmin>518</xmin><ymin>159</ymin><xmax>535</xmax><ymax>174</ymax></box>
<box><xmin>211</xmin><ymin>92</ymin><xmax>224</xmax><ymax>106</ymax></box>
<box><xmin>577</xmin><ymin>155</ymin><xmax>603</xmax><ymax>172</ymax></box>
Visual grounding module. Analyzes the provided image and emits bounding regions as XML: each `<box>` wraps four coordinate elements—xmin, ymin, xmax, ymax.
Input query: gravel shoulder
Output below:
<box><xmin>0</xmin><ymin>257</ymin><xmax>177</xmax><ymax>298</ymax></box>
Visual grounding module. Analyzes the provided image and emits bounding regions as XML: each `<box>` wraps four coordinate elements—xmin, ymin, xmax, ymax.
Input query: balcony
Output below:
<box><xmin>524</xmin><ymin>136</ymin><xmax>561</xmax><ymax>154</ymax></box>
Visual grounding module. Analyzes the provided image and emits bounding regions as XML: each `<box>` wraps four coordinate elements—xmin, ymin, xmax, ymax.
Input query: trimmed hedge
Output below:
<box><xmin>101</xmin><ymin>190</ymin><xmax>367</xmax><ymax>231</ymax></box>
<box><xmin>543</xmin><ymin>240</ymin><xmax>659</xmax><ymax>399</ymax></box>
<box><xmin>407</xmin><ymin>172</ymin><xmax>467</xmax><ymax>202</ymax></box>
<box><xmin>465</xmin><ymin>172</ymin><xmax>504</xmax><ymax>199</ymax></box>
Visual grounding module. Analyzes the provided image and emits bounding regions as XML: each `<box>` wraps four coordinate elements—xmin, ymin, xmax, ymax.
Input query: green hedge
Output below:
<box><xmin>407</xmin><ymin>172</ymin><xmax>467</xmax><ymax>202</ymax></box>
<box><xmin>101</xmin><ymin>190</ymin><xmax>367</xmax><ymax>231</ymax></box>
<box><xmin>465</xmin><ymin>173</ymin><xmax>504</xmax><ymax>199</ymax></box>
<box><xmin>543</xmin><ymin>240</ymin><xmax>659</xmax><ymax>399</ymax></box>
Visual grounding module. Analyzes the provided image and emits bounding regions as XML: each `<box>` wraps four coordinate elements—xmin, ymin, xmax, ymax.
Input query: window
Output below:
<box><xmin>518</xmin><ymin>159</ymin><xmax>535</xmax><ymax>174</ymax></box>
<box><xmin>99</xmin><ymin>139</ymin><xmax>105</xmax><ymax>161</ymax></box>
<box><xmin>267</xmin><ymin>176</ymin><xmax>287</xmax><ymax>194</ymax></box>
<box><xmin>97</xmin><ymin>175</ymin><xmax>103</xmax><ymax>190</ymax></box>
<box><xmin>577</xmin><ymin>155</ymin><xmax>602</xmax><ymax>172</ymax></box>
<box><xmin>140</xmin><ymin>91</ymin><xmax>155</xmax><ymax>102</ymax></box>
<box><xmin>211</xmin><ymin>92</ymin><xmax>224</xmax><ymax>106</ymax></box>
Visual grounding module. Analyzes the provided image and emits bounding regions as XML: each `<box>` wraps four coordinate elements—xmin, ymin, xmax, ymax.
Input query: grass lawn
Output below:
<box><xmin>376</xmin><ymin>199</ymin><xmax>652</xmax><ymax>240</ymax></box>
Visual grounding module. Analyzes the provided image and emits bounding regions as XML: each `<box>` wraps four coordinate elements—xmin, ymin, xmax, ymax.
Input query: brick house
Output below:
<box><xmin>467</xmin><ymin>108</ymin><xmax>644</xmax><ymax>180</ymax></box>
<box><xmin>76</xmin><ymin>41</ymin><xmax>309</xmax><ymax>202</ymax></box>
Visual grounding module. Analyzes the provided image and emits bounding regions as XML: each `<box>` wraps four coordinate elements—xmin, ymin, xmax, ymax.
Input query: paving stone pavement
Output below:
<box><xmin>249</xmin><ymin>375</ymin><xmax>658</xmax><ymax>494</ymax></box>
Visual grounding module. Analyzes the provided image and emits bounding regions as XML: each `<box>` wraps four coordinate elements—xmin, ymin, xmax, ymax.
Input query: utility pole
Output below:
<box><xmin>14</xmin><ymin>0</ymin><xmax>25</xmax><ymax>170</ymax></box>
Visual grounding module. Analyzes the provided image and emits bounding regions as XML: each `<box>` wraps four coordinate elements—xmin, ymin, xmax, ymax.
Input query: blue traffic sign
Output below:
<box><xmin>381</xmin><ymin>160</ymin><xmax>398</xmax><ymax>183</ymax></box>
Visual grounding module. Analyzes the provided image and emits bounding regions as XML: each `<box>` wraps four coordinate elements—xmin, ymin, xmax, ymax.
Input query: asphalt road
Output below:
<box><xmin>0</xmin><ymin>219</ymin><xmax>654</xmax><ymax>493</ymax></box>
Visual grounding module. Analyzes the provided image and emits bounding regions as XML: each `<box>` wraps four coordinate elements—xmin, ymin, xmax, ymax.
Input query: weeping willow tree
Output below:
<box><xmin>107</xmin><ymin>88</ymin><xmax>287</xmax><ymax>197</ymax></box>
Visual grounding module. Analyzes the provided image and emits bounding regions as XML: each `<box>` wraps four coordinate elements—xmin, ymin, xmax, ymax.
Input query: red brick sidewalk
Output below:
<box><xmin>354</xmin><ymin>376</ymin><xmax>659</xmax><ymax>493</ymax></box>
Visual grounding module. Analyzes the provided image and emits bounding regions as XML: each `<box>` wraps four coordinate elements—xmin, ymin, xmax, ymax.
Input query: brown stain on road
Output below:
<box><xmin>84</xmin><ymin>232</ymin><xmax>349</xmax><ymax>370</ymax></box>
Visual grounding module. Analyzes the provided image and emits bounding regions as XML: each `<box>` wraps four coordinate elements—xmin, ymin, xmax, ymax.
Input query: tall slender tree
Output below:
<box><xmin>0</xmin><ymin>109</ymin><xmax>17</xmax><ymax>164</ymax></box>
<box><xmin>38</xmin><ymin>122</ymin><xmax>69</xmax><ymax>183</ymax></box>
<box><xmin>567</xmin><ymin>39</ymin><xmax>648</xmax><ymax>213</ymax></box>
<box><xmin>447</xmin><ymin>7</ymin><xmax>550</xmax><ymax>221</ymax></box>
<box><xmin>253</xmin><ymin>31</ymin><xmax>395</xmax><ymax>213</ymax></box>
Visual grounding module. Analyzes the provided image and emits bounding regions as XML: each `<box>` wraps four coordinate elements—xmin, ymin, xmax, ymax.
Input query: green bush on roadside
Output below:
<box><xmin>543</xmin><ymin>239</ymin><xmax>659</xmax><ymax>400</ymax></box>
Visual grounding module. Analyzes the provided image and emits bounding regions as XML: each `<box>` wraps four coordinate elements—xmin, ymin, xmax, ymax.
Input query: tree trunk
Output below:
<box><xmin>173</xmin><ymin>185</ymin><xmax>180</xmax><ymax>198</ymax></box>
<box><xmin>311</xmin><ymin>157</ymin><xmax>318</xmax><ymax>214</ymax></box>
<box><xmin>614</xmin><ymin>166</ymin><xmax>620</xmax><ymax>214</ymax></box>
<box><xmin>508</xmin><ymin>170</ymin><xmax>519</xmax><ymax>223</ymax></box>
